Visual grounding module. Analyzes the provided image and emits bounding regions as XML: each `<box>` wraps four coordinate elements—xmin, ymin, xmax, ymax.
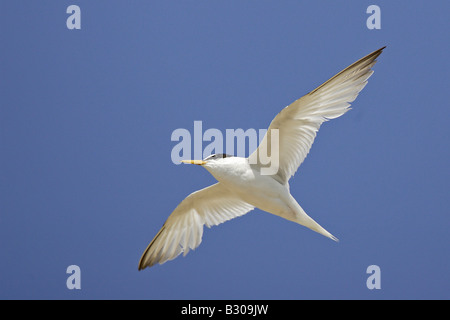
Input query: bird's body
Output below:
<box><xmin>204</xmin><ymin>157</ymin><xmax>335</xmax><ymax>240</ymax></box>
<box><xmin>209</xmin><ymin>157</ymin><xmax>293</xmax><ymax>222</ymax></box>
<box><xmin>139</xmin><ymin>47</ymin><xmax>385</xmax><ymax>270</ymax></box>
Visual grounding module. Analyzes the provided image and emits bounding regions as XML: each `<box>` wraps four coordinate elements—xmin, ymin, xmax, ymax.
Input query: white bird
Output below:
<box><xmin>139</xmin><ymin>47</ymin><xmax>385</xmax><ymax>270</ymax></box>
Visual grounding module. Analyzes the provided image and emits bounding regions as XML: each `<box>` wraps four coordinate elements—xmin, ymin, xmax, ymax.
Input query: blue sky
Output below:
<box><xmin>1</xmin><ymin>1</ymin><xmax>449</xmax><ymax>299</ymax></box>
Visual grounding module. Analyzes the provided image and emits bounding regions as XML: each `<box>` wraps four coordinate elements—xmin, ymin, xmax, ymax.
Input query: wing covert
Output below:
<box><xmin>138</xmin><ymin>183</ymin><xmax>254</xmax><ymax>269</ymax></box>
<box><xmin>249</xmin><ymin>47</ymin><xmax>385</xmax><ymax>183</ymax></box>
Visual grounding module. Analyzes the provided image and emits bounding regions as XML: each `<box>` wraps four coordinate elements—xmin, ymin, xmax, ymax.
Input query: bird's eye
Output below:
<box><xmin>203</xmin><ymin>153</ymin><xmax>233</xmax><ymax>161</ymax></box>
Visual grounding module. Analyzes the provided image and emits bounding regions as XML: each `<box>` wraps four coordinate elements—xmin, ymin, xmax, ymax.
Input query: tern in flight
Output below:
<box><xmin>139</xmin><ymin>47</ymin><xmax>385</xmax><ymax>270</ymax></box>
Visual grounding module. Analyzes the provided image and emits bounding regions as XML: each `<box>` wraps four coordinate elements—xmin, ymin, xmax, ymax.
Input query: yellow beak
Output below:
<box><xmin>181</xmin><ymin>160</ymin><xmax>206</xmax><ymax>166</ymax></box>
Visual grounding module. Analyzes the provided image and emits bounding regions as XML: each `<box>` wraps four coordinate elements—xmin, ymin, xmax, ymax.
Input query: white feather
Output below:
<box><xmin>249</xmin><ymin>47</ymin><xmax>384</xmax><ymax>183</ymax></box>
<box><xmin>139</xmin><ymin>183</ymin><xmax>254</xmax><ymax>268</ymax></box>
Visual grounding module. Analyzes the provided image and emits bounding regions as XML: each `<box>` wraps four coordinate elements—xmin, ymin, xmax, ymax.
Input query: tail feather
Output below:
<box><xmin>295</xmin><ymin>201</ymin><xmax>339</xmax><ymax>241</ymax></box>
<box><xmin>278</xmin><ymin>196</ymin><xmax>339</xmax><ymax>241</ymax></box>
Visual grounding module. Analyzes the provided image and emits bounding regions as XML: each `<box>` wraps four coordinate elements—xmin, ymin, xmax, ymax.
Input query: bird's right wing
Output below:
<box><xmin>249</xmin><ymin>47</ymin><xmax>385</xmax><ymax>184</ymax></box>
<box><xmin>138</xmin><ymin>183</ymin><xmax>254</xmax><ymax>269</ymax></box>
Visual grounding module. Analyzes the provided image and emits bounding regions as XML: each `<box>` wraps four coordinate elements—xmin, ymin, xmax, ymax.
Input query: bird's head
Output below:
<box><xmin>181</xmin><ymin>153</ymin><xmax>234</xmax><ymax>167</ymax></box>
<box><xmin>181</xmin><ymin>153</ymin><xmax>248</xmax><ymax>181</ymax></box>
<box><xmin>181</xmin><ymin>153</ymin><xmax>244</xmax><ymax>182</ymax></box>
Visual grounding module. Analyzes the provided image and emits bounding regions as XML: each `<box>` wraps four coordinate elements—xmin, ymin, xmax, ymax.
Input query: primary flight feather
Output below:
<box><xmin>139</xmin><ymin>47</ymin><xmax>385</xmax><ymax>270</ymax></box>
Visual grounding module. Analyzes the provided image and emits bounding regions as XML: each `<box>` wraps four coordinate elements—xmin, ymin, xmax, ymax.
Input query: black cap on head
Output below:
<box><xmin>203</xmin><ymin>153</ymin><xmax>233</xmax><ymax>161</ymax></box>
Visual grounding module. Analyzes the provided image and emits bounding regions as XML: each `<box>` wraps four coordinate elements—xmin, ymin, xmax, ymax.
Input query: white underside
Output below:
<box><xmin>205</xmin><ymin>157</ymin><xmax>338</xmax><ymax>241</ymax></box>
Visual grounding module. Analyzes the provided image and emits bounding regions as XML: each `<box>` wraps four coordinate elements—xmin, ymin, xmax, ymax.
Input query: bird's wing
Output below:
<box><xmin>138</xmin><ymin>182</ymin><xmax>254</xmax><ymax>269</ymax></box>
<box><xmin>249</xmin><ymin>47</ymin><xmax>385</xmax><ymax>184</ymax></box>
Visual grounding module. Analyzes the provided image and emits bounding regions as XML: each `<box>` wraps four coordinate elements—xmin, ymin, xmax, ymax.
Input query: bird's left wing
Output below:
<box><xmin>249</xmin><ymin>47</ymin><xmax>384</xmax><ymax>183</ymax></box>
<box><xmin>138</xmin><ymin>182</ymin><xmax>254</xmax><ymax>269</ymax></box>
